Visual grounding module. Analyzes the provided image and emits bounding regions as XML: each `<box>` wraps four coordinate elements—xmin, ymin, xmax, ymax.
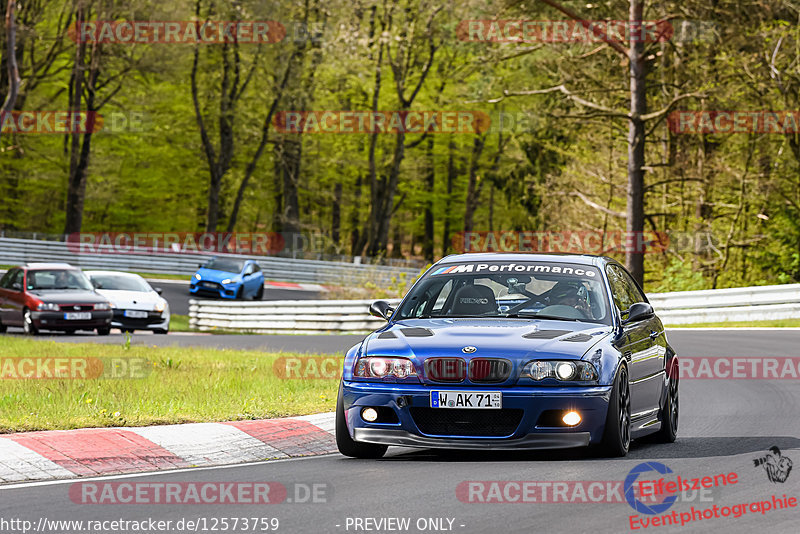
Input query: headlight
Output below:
<box><xmin>94</xmin><ymin>302</ymin><xmax>111</xmax><ymax>311</ymax></box>
<box><xmin>354</xmin><ymin>357</ymin><xmax>417</xmax><ymax>379</ymax></box>
<box><xmin>193</xmin><ymin>273</ymin><xmax>201</xmax><ymax>280</ymax></box>
<box><xmin>221</xmin><ymin>278</ymin><xmax>232</xmax><ymax>285</ymax></box>
<box><xmin>37</xmin><ymin>302</ymin><xmax>59</xmax><ymax>311</ymax></box>
<box><xmin>520</xmin><ymin>360</ymin><xmax>598</xmax><ymax>382</ymax></box>
<box><xmin>154</xmin><ymin>301</ymin><xmax>166</xmax><ymax>312</ymax></box>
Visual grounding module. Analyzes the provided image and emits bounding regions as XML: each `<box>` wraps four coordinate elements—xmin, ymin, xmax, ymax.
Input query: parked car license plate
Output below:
<box><xmin>430</xmin><ymin>391</ymin><xmax>501</xmax><ymax>409</ymax></box>
<box><xmin>63</xmin><ymin>312</ymin><xmax>92</xmax><ymax>320</ymax></box>
<box><xmin>123</xmin><ymin>310</ymin><xmax>148</xmax><ymax>319</ymax></box>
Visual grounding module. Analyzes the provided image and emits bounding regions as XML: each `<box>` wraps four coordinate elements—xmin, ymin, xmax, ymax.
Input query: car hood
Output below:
<box><xmin>196</xmin><ymin>268</ymin><xmax>240</xmax><ymax>283</ymax></box>
<box><xmin>363</xmin><ymin>318</ymin><xmax>612</xmax><ymax>384</ymax></box>
<box><xmin>26</xmin><ymin>290</ymin><xmax>108</xmax><ymax>304</ymax></box>
<box><xmin>95</xmin><ymin>289</ymin><xmax>161</xmax><ymax>310</ymax></box>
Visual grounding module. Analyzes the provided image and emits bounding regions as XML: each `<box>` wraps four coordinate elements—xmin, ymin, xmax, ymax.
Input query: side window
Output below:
<box><xmin>606</xmin><ymin>265</ymin><xmax>634</xmax><ymax>313</ymax></box>
<box><xmin>0</xmin><ymin>270</ymin><xmax>13</xmax><ymax>288</ymax></box>
<box><xmin>432</xmin><ymin>280</ymin><xmax>453</xmax><ymax>312</ymax></box>
<box><xmin>244</xmin><ymin>264</ymin><xmax>254</xmax><ymax>275</ymax></box>
<box><xmin>11</xmin><ymin>270</ymin><xmax>24</xmax><ymax>290</ymax></box>
<box><xmin>618</xmin><ymin>267</ymin><xmax>646</xmax><ymax>305</ymax></box>
<box><xmin>252</xmin><ymin>263</ymin><xmax>261</xmax><ymax>273</ymax></box>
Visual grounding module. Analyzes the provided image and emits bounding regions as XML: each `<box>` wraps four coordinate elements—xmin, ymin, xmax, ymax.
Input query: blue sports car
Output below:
<box><xmin>189</xmin><ymin>257</ymin><xmax>264</xmax><ymax>300</ymax></box>
<box><xmin>336</xmin><ymin>253</ymin><xmax>679</xmax><ymax>458</ymax></box>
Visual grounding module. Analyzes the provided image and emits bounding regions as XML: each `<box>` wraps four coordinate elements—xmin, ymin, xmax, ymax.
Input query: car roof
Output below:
<box><xmin>23</xmin><ymin>262</ymin><xmax>78</xmax><ymax>270</ymax></box>
<box><xmin>84</xmin><ymin>270</ymin><xmax>144</xmax><ymax>278</ymax></box>
<box><xmin>436</xmin><ymin>253</ymin><xmax>613</xmax><ymax>267</ymax></box>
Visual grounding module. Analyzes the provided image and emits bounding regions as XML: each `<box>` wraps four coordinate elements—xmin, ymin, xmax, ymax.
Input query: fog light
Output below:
<box><xmin>562</xmin><ymin>411</ymin><xmax>581</xmax><ymax>426</ymax></box>
<box><xmin>361</xmin><ymin>407</ymin><xmax>379</xmax><ymax>422</ymax></box>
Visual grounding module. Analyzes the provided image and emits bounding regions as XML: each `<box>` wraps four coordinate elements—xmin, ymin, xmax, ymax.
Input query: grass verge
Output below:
<box><xmin>0</xmin><ymin>337</ymin><xmax>339</xmax><ymax>433</ymax></box>
<box><xmin>668</xmin><ymin>318</ymin><xmax>800</xmax><ymax>328</ymax></box>
<box><xmin>169</xmin><ymin>314</ymin><xmax>190</xmax><ymax>332</ymax></box>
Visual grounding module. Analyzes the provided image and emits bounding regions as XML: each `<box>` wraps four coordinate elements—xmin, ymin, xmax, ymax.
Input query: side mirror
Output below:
<box><xmin>11</xmin><ymin>282</ymin><xmax>22</xmax><ymax>291</ymax></box>
<box><xmin>198</xmin><ymin>264</ymin><xmax>204</xmax><ymax>269</ymax></box>
<box><xmin>154</xmin><ymin>287</ymin><xmax>163</xmax><ymax>295</ymax></box>
<box><xmin>622</xmin><ymin>302</ymin><xmax>654</xmax><ymax>325</ymax></box>
<box><xmin>91</xmin><ymin>280</ymin><xmax>102</xmax><ymax>289</ymax></box>
<box><xmin>369</xmin><ymin>300</ymin><xmax>394</xmax><ymax>321</ymax></box>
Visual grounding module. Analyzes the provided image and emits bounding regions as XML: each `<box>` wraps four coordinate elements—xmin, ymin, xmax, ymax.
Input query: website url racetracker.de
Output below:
<box><xmin>0</xmin><ymin>516</ymin><xmax>281</xmax><ymax>533</ymax></box>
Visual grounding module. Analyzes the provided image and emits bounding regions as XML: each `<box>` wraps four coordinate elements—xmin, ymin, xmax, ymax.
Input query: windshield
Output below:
<box><xmin>27</xmin><ymin>269</ymin><xmax>94</xmax><ymax>291</ymax></box>
<box><xmin>395</xmin><ymin>261</ymin><xmax>611</xmax><ymax>324</ymax></box>
<box><xmin>202</xmin><ymin>258</ymin><xmax>245</xmax><ymax>274</ymax></box>
<box><xmin>89</xmin><ymin>274</ymin><xmax>152</xmax><ymax>292</ymax></box>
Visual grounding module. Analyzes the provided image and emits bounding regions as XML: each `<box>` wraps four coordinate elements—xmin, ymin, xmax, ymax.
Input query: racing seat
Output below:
<box><xmin>450</xmin><ymin>284</ymin><xmax>498</xmax><ymax>316</ymax></box>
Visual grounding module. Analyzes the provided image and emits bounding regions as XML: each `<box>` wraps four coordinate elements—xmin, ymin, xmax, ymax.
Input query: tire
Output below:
<box><xmin>255</xmin><ymin>284</ymin><xmax>264</xmax><ymax>300</ymax></box>
<box><xmin>654</xmin><ymin>361</ymin><xmax>679</xmax><ymax>443</ymax></box>
<box><xmin>335</xmin><ymin>383</ymin><xmax>387</xmax><ymax>459</ymax></box>
<box><xmin>0</xmin><ymin>315</ymin><xmax>6</xmax><ymax>333</ymax></box>
<box><xmin>153</xmin><ymin>328</ymin><xmax>168</xmax><ymax>335</ymax></box>
<box><xmin>22</xmin><ymin>309</ymin><xmax>38</xmax><ymax>335</ymax></box>
<box><xmin>599</xmin><ymin>363</ymin><xmax>631</xmax><ymax>457</ymax></box>
<box><xmin>235</xmin><ymin>286</ymin><xmax>243</xmax><ymax>300</ymax></box>
<box><xmin>64</xmin><ymin>329</ymin><xmax>76</xmax><ymax>335</ymax></box>
<box><xmin>96</xmin><ymin>327</ymin><xmax>111</xmax><ymax>336</ymax></box>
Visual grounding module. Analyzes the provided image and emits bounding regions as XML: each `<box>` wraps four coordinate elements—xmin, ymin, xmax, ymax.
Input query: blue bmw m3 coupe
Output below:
<box><xmin>336</xmin><ymin>253</ymin><xmax>679</xmax><ymax>458</ymax></box>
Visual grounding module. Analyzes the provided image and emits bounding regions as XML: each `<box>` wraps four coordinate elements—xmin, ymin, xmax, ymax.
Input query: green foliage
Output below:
<box><xmin>1</xmin><ymin>0</ymin><xmax>800</xmax><ymax>291</ymax></box>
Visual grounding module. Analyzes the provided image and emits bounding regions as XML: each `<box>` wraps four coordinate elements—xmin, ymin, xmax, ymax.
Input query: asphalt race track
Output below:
<box><xmin>147</xmin><ymin>278</ymin><xmax>321</xmax><ymax>316</ymax></box>
<box><xmin>1</xmin><ymin>328</ymin><xmax>798</xmax><ymax>358</ymax></box>
<box><xmin>0</xmin><ymin>329</ymin><xmax>799</xmax><ymax>533</ymax></box>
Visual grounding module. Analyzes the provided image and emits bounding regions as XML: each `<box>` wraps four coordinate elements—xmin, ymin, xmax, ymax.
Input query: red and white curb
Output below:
<box><xmin>0</xmin><ymin>413</ymin><xmax>335</xmax><ymax>484</ymax></box>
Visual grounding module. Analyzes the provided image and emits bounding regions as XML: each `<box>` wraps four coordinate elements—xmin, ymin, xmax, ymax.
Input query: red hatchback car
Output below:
<box><xmin>0</xmin><ymin>263</ymin><xmax>113</xmax><ymax>335</ymax></box>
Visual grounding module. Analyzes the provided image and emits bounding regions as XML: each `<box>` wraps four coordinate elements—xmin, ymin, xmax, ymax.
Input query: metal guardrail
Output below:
<box><xmin>189</xmin><ymin>284</ymin><xmax>800</xmax><ymax>333</ymax></box>
<box><xmin>189</xmin><ymin>299</ymin><xmax>402</xmax><ymax>334</ymax></box>
<box><xmin>648</xmin><ymin>284</ymin><xmax>800</xmax><ymax>324</ymax></box>
<box><xmin>0</xmin><ymin>237</ymin><xmax>419</xmax><ymax>286</ymax></box>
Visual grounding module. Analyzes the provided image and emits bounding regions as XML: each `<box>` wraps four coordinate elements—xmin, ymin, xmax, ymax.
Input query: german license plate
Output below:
<box><xmin>430</xmin><ymin>391</ymin><xmax>502</xmax><ymax>409</ymax></box>
<box><xmin>124</xmin><ymin>310</ymin><xmax>148</xmax><ymax>319</ymax></box>
<box><xmin>64</xmin><ymin>312</ymin><xmax>91</xmax><ymax>320</ymax></box>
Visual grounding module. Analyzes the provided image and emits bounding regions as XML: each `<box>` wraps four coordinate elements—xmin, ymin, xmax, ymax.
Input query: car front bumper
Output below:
<box><xmin>342</xmin><ymin>380</ymin><xmax>612</xmax><ymax>449</ymax></box>
<box><xmin>110</xmin><ymin>309</ymin><xmax>169</xmax><ymax>330</ymax></box>
<box><xmin>32</xmin><ymin>310</ymin><xmax>113</xmax><ymax>331</ymax></box>
<box><xmin>190</xmin><ymin>281</ymin><xmax>238</xmax><ymax>298</ymax></box>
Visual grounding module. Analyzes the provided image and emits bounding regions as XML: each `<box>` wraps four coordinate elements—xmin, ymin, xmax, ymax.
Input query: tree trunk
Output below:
<box><xmin>625</xmin><ymin>0</ymin><xmax>646</xmax><ymax>286</ymax></box>
<box><xmin>463</xmin><ymin>135</ymin><xmax>487</xmax><ymax>234</ymax></box>
<box><xmin>422</xmin><ymin>136</ymin><xmax>435</xmax><ymax>262</ymax></box>
<box><xmin>331</xmin><ymin>181</ymin><xmax>342</xmax><ymax>247</ymax></box>
<box><xmin>441</xmin><ymin>139</ymin><xmax>456</xmax><ymax>256</ymax></box>
<box><xmin>350</xmin><ymin>173</ymin><xmax>363</xmax><ymax>256</ymax></box>
<box><xmin>63</xmin><ymin>7</ymin><xmax>91</xmax><ymax>235</ymax></box>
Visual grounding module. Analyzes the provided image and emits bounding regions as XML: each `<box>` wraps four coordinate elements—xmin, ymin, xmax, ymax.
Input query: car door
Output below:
<box><xmin>242</xmin><ymin>263</ymin><xmax>257</xmax><ymax>296</ymax></box>
<box><xmin>0</xmin><ymin>269</ymin><xmax>26</xmax><ymax>326</ymax></box>
<box><xmin>606</xmin><ymin>264</ymin><xmax>661</xmax><ymax>420</ymax></box>
<box><xmin>0</xmin><ymin>269</ymin><xmax>13</xmax><ymax>324</ymax></box>
<box><xmin>609</xmin><ymin>264</ymin><xmax>666</xmax><ymax>419</ymax></box>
